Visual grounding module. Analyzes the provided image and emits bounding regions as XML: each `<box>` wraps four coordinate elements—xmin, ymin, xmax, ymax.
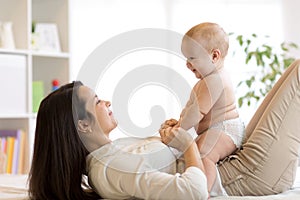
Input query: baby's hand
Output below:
<box><xmin>160</xmin><ymin>118</ymin><xmax>178</xmax><ymax>129</ymax></box>
<box><xmin>159</xmin><ymin>127</ymin><xmax>193</xmax><ymax>152</ymax></box>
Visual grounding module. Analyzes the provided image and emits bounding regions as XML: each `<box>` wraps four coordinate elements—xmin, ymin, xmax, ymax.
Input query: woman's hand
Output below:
<box><xmin>159</xmin><ymin>126</ymin><xmax>205</xmax><ymax>174</ymax></box>
<box><xmin>159</xmin><ymin>127</ymin><xmax>193</xmax><ymax>152</ymax></box>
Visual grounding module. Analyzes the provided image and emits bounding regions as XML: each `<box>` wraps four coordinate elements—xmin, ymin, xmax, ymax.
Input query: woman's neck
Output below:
<box><xmin>80</xmin><ymin>131</ymin><xmax>112</xmax><ymax>153</ymax></box>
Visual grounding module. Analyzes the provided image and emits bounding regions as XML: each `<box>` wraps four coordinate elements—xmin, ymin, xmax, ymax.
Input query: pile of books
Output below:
<box><xmin>0</xmin><ymin>130</ymin><xmax>26</xmax><ymax>174</ymax></box>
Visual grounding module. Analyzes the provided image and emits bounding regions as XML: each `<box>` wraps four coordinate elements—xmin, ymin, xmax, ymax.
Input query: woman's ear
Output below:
<box><xmin>77</xmin><ymin>119</ymin><xmax>92</xmax><ymax>133</ymax></box>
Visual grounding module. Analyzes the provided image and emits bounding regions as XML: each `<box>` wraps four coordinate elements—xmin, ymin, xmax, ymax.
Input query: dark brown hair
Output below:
<box><xmin>28</xmin><ymin>81</ymin><xmax>100</xmax><ymax>200</ymax></box>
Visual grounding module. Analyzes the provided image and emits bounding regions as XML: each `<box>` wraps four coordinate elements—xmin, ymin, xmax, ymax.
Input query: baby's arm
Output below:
<box><xmin>161</xmin><ymin>92</ymin><xmax>203</xmax><ymax>131</ymax></box>
<box><xmin>179</xmin><ymin>90</ymin><xmax>204</xmax><ymax>130</ymax></box>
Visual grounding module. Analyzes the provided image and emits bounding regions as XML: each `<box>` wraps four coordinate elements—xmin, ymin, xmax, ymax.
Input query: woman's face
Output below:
<box><xmin>78</xmin><ymin>86</ymin><xmax>117</xmax><ymax>136</ymax></box>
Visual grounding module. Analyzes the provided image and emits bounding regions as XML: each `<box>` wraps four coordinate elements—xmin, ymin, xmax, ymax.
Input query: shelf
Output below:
<box><xmin>32</xmin><ymin>56</ymin><xmax>70</xmax><ymax>95</ymax></box>
<box><xmin>0</xmin><ymin>114</ymin><xmax>36</xmax><ymax>119</ymax></box>
<box><xmin>0</xmin><ymin>0</ymin><xmax>29</xmax><ymax>50</ymax></box>
<box><xmin>31</xmin><ymin>51</ymin><xmax>70</xmax><ymax>58</ymax></box>
<box><xmin>0</xmin><ymin>48</ymin><xmax>29</xmax><ymax>56</ymax></box>
<box><xmin>0</xmin><ymin>0</ymin><xmax>70</xmax><ymax>174</ymax></box>
<box><xmin>0</xmin><ymin>49</ymin><xmax>69</xmax><ymax>58</ymax></box>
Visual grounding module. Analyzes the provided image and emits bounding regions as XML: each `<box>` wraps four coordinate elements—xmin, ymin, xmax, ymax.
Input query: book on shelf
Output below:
<box><xmin>0</xmin><ymin>129</ymin><xmax>26</xmax><ymax>174</ymax></box>
<box><xmin>0</xmin><ymin>138</ymin><xmax>6</xmax><ymax>173</ymax></box>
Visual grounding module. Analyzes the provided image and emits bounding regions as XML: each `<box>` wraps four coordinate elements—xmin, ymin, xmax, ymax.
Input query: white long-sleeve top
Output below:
<box><xmin>86</xmin><ymin>137</ymin><xmax>208</xmax><ymax>200</ymax></box>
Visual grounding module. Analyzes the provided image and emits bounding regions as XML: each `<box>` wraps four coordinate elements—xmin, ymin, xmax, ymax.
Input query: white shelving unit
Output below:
<box><xmin>0</xmin><ymin>0</ymin><xmax>70</xmax><ymax>173</ymax></box>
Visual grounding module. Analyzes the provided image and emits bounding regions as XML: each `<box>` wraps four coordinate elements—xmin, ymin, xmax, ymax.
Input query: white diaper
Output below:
<box><xmin>210</xmin><ymin>118</ymin><xmax>245</xmax><ymax>148</ymax></box>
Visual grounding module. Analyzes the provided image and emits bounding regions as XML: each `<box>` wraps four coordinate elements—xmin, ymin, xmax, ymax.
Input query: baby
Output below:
<box><xmin>161</xmin><ymin>22</ymin><xmax>245</xmax><ymax>192</ymax></box>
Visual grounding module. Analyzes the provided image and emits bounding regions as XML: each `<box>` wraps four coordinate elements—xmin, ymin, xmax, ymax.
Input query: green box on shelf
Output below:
<box><xmin>32</xmin><ymin>81</ymin><xmax>44</xmax><ymax>113</ymax></box>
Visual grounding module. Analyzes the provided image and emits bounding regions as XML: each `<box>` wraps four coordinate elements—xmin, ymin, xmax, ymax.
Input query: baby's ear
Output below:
<box><xmin>77</xmin><ymin>119</ymin><xmax>92</xmax><ymax>133</ymax></box>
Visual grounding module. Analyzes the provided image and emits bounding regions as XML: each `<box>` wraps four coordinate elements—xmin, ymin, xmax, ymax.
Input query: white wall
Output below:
<box><xmin>70</xmin><ymin>0</ymin><xmax>292</xmax><ymax>78</ymax></box>
<box><xmin>281</xmin><ymin>0</ymin><xmax>300</xmax><ymax>57</ymax></box>
<box><xmin>69</xmin><ymin>0</ymin><xmax>299</xmax><ymax>138</ymax></box>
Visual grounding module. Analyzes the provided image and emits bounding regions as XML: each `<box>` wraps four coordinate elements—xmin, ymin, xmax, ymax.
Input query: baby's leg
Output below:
<box><xmin>196</xmin><ymin>129</ymin><xmax>237</xmax><ymax>192</ymax></box>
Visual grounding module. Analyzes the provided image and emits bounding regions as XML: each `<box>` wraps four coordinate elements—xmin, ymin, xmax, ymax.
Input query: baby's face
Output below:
<box><xmin>181</xmin><ymin>36</ymin><xmax>215</xmax><ymax>79</ymax></box>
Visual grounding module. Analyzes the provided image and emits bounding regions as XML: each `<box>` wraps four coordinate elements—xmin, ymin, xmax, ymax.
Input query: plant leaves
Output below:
<box><xmin>236</xmin><ymin>35</ymin><xmax>243</xmax><ymax>46</ymax></box>
<box><xmin>281</xmin><ymin>43</ymin><xmax>289</xmax><ymax>51</ymax></box>
<box><xmin>290</xmin><ymin>42</ymin><xmax>298</xmax><ymax>49</ymax></box>
<box><xmin>233</xmin><ymin>33</ymin><xmax>298</xmax><ymax>108</ymax></box>
<box><xmin>238</xmin><ymin>97</ymin><xmax>243</xmax><ymax>108</ymax></box>
<box><xmin>246</xmin><ymin>80</ymin><xmax>252</xmax><ymax>88</ymax></box>
<box><xmin>245</xmin><ymin>52</ymin><xmax>253</xmax><ymax>64</ymax></box>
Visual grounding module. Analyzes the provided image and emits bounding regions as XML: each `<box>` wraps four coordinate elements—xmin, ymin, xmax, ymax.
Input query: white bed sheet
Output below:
<box><xmin>0</xmin><ymin>174</ymin><xmax>28</xmax><ymax>200</ymax></box>
<box><xmin>1</xmin><ymin>168</ymin><xmax>300</xmax><ymax>200</ymax></box>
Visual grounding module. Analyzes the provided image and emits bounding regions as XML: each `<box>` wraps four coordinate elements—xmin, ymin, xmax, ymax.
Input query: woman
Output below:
<box><xmin>29</xmin><ymin>81</ymin><xmax>208</xmax><ymax>200</ymax></box>
<box><xmin>29</xmin><ymin>58</ymin><xmax>300</xmax><ymax>199</ymax></box>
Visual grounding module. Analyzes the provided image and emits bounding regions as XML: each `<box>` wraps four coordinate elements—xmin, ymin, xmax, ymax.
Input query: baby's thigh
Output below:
<box><xmin>196</xmin><ymin>129</ymin><xmax>236</xmax><ymax>163</ymax></box>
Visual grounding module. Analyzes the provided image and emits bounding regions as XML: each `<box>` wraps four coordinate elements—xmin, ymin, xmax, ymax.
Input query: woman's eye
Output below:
<box><xmin>96</xmin><ymin>99</ymin><xmax>101</xmax><ymax>105</ymax></box>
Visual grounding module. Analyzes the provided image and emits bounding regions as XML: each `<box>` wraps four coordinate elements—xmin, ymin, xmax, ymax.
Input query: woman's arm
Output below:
<box><xmin>161</xmin><ymin>127</ymin><xmax>205</xmax><ymax>171</ymax></box>
<box><xmin>88</xmin><ymin>128</ymin><xmax>208</xmax><ymax>200</ymax></box>
<box><xmin>184</xmin><ymin>139</ymin><xmax>205</xmax><ymax>171</ymax></box>
<box><xmin>132</xmin><ymin>165</ymin><xmax>208</xmax><ymax>200</ymax></box>
<box><xmin>88</xmin><ymin>139</ymin><xmax>209</xmax><ymax>200</ymax></box>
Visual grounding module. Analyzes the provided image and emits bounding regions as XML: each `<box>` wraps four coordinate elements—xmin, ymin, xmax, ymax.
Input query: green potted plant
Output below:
<box><xmin>233</xmin><ymin>33</ymin><xmax>298</xmax><ymax>108</ymax></box>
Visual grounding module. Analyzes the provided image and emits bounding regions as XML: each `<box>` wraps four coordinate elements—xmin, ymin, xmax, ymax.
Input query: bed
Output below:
<box><xmin>0</xmin><ymin>174</ymin><xmax>28</xmax><ymax>200</ymax></box>
<box><xmin>1</xmin><ymin>167</ymin><xmax>300</xmax><ymax>200</ymax></box>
